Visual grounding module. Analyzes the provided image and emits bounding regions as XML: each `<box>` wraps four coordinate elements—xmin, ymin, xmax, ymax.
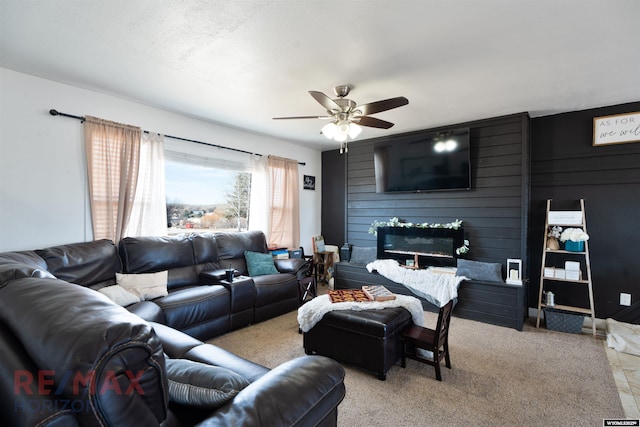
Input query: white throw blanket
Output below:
<box><xmin>297</xmin><ymin>294</ymin><xmax>425</xmax><ymax>333</ymax></box>
<box><xmin>606</xmin><ymin>318</ymin><xmax>640</xmax><ymax>357</ymax></box>
<box><xmin>366</xmin><ymin>259</ymin><xmax>467</xmax><ymax>307</ymax></box>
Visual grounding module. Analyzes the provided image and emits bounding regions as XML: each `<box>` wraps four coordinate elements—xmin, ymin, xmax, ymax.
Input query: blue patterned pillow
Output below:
<box><xmin>244</xmin><ymin>251</ymin><xmax>279</xmax><ymax>276</ymax></box>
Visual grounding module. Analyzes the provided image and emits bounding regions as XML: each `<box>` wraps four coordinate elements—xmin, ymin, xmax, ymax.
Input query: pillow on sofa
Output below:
<box><xmin>165</xmin><ymin>358</ymin><xmax>250</xmax><ymax>408</ymax></box>
<box><xmin>349</xmin><ymin>246</ymin><xmax>377</xmax><ymax>265</ymax></box>
<box><xmin>116</xmin><ymin>270</ymin><xmax>168</xmax><ymax>300</ymax></box>
<box><xmin>244</xmin><ymin>251</ymin><xmax>278</xmax><ymax>276</ymax></box>
<box><xmin>456</xmin><ymin>259</ymin><xmax>504</xmax><ymax>283</ymax></box>
<box><xmin>98</xmin><ymin>285</ymin><xmax>141</xmax><ymax>307</ymax></box>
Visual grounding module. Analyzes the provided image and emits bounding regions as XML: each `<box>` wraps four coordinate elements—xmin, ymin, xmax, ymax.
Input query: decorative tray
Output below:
<box><xmin>362</xmin><ymin>285</ymin><xmax>396</xmax><ymax>301</ymax></box>
<box><xmin>328</xmin><ymin>286</ymin><xmax>396</xmax><ymax>303</ymax></box>
<box><xmin>328</xmin><ymin>289</ymin><xmax>371</xmax><ymax>303</ymax></box>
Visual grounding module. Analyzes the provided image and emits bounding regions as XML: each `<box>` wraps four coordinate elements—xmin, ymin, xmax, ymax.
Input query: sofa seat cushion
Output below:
<box><xmin>127</xmin><ymin>301</ymin><xmax>165</xmax><ymax>324</ymax></box>
<box><xmin>150</xmin><ymin>321</ymin><xmax>269</xmax><ymax>383</ymax></box>
<box><xmin>251</xmin><ymin>273</ymin><xmax>299</xmax><ymax>307</ymax></box>
<box><xmin>153</xmin><ymin>285</ymin><xmax>230</xmax><ymax>336</ymax></box>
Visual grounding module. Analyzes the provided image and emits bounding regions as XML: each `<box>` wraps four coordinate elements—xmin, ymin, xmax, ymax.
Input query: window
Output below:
<box><xmin>164</xmin><ymin>151</ymin><xmax>251</xmax><ymax>235</ymax></box>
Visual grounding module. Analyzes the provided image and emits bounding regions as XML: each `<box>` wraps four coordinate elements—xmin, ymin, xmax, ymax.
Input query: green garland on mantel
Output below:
<box><xmin>368</xmin><ymin>217</ymin><xmax>470</xmax><ymax>255</ymax></box>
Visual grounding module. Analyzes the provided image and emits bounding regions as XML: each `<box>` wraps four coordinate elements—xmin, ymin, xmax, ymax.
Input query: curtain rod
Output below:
<box><xmin>49</xmin><ymin>109</ymin><xmax>306</xmax><ymax>166</ymax></box>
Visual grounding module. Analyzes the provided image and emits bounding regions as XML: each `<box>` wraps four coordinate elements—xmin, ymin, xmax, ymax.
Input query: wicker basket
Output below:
<box><xmin>544</xmin><ymin>308</ymin><xmax>584</xmax><ymax>334</ymax></box>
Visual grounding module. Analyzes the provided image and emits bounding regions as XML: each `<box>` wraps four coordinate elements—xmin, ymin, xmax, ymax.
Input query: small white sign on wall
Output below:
<box><xmin>593</xmin><ymin>112</ymin><xmax>640</xmax><ymax>146</ymax></box>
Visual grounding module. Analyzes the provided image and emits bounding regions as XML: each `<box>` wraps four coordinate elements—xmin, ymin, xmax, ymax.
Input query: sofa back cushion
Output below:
<box><xmin>119</xmin><ymin>235</ymin><xmax>198</xmax><ymax>289</ymax></box>
<box><xmin>215</xmin><ymin>231</ymin><xmax>268</xmax><ymax>260</ymax></box>
<box><xmin>120</xmin><ymin>235</ymin><xmax>194</xmax><ymax>272</ymax></box>
<box><xmin>36</xmin><ymin>239</ymin><xmax>121</xmax><ymax>287</ymax></box>
<box><xmin>191</xmin><ymin>233</ymin><xmax>220</xmax><ymax>264</ymax></box>
<box><xmin>0</xmin><ymin>250</ymin><xmax>55</xmax><ymax>284</ymax></box>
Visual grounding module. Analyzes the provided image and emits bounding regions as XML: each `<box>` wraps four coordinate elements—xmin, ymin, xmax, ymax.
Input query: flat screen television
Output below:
<box><xmin>374</xmin><ymin>128</ymin><xmax>471</xmax><ymax>193</ymax></box>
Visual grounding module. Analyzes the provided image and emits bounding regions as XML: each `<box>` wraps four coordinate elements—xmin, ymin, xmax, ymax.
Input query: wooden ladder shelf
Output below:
<box><xmin>536</xmin><ymin>199</ymin><xmax>596</xmax><ymax>336</ymax></box>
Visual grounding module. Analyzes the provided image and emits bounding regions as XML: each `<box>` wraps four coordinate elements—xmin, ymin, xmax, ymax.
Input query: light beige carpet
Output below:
<box><xmin>210</xmin><ymin>309</ymin><xmax>625</xmax><ymax>426</ymax></box>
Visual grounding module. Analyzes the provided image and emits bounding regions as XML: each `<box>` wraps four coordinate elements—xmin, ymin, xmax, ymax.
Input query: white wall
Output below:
<box><xmin>0</xmin><ymin>67</ymin><xmax>322</xmax><ymax>253</ymax></box>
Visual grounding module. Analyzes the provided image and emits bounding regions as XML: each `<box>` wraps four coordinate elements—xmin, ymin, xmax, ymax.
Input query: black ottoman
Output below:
<box><xmin>303</xmin><ymin>307</ymin><xmax>413</xmax><ymax>380</ymax></box>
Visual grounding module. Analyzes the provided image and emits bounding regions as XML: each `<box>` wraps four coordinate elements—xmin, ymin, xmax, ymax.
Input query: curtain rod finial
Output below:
<box><xmin>49</xmin><ymin>109</ymin><xmax>59</xmax><ymax>116</ymax></box>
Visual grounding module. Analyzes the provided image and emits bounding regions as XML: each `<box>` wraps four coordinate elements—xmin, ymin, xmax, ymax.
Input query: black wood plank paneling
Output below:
<box><xmin>339</xmin><ymin>113</ymin><xmax>530</xmax><ymax>273</ymax></box>
<box><xmin>321</xmin><ymin>150</ymin><xmax>346</xmax><ymax>248</ymax></box>
<box><xmin>530</xmin><ymin>101</ymin><xmax>640</xmax><ymax>321</ymax></box>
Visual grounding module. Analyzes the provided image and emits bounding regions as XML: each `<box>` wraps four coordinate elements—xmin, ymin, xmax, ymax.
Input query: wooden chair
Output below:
<box><xmin>400</xmin><ymin>299</ymin><xmax>454</xmax><ymax>381</ymax></box>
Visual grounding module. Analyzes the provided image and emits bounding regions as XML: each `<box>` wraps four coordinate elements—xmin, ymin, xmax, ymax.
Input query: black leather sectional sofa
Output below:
<box><xmin>0</xmin><ymin>231</ymin><xmax>346</xmax><ymax>426</ymax></box>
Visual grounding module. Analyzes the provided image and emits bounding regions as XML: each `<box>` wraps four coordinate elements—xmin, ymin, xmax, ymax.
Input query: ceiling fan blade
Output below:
<box><xmin>273</xmin><ymin>115</ymin><xmax>333</xmax><ymax>120</ymax></box>
<box><xmin>309</xmin><ymin>91</ymin><xmax>341</xmax><ymax>112</ymax></box>
<box><xmin>355</xmin><ymin>116</ymin><xmax>395</xmax><ymax>129</ymax></box>
<box><xmin>355</xmin><ymin>96</ymin><xmax>408</xmax><ymax>116</ymax></box>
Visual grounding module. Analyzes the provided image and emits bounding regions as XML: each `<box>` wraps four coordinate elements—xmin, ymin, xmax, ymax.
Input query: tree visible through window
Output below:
<box><xmin>165</xmin><ymin>158</ymin><xmax>251</xmax><ymax>235</ymax></box>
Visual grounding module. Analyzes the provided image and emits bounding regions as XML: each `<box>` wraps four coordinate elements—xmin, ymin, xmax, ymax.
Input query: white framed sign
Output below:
<box><xmin>548</xmin><ymin>211</ymin><xmax>582</xmax><ymax>225</ymax></box>
<box><xmin>593</xmin><ymin>112</ymin><xmax>640</xmax><ymax>146</ymax></box>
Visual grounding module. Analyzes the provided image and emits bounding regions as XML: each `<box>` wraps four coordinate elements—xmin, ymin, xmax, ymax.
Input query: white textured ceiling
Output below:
<box><xmin>1</xmin><ymin>0</ymin><xmax>639</xmax><ymax>150</ymax></box>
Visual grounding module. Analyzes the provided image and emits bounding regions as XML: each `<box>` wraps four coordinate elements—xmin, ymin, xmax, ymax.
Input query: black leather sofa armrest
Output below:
<box><xmin>196</xmin><ymin>355</ymin><xmax>345</xmax><ymax>427</ymax></box>
<box><xmin>274</xmin><ymin>258</ymin><xmax>308</xmax><ymax>276</ymax></box>
<box><xmin>0</xmin><ymin>278</ymin><xmax>169</xmax><ymax>427</ymax></box>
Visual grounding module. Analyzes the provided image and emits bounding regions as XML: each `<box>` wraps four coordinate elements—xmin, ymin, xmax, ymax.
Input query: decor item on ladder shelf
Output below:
<box><xmin>559</xmin><ymin>228</ymin><xmax>589</xmax><ymax>252</ymax></box>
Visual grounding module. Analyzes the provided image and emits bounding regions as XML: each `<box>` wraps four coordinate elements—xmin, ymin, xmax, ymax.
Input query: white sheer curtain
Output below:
<box><xmin>125</xmin><ymin>132</ymin><xmax>167</xmax><ymax>237</ymax></box>
<box><xmin>249</xmin><ymin>154</ymin><xmax>270</xmax><ymax>234</ymax></box>
<box><xmin>267</xmin><ymin>155</ymin><xmax>300</xmax><ymax>249</ymax></box>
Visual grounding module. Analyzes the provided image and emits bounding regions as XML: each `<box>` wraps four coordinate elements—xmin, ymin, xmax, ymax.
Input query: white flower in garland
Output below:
<box><xmin>456</xmin><ymin>239</ymin><xmax>470</xmax><ymax>255</ymax></box>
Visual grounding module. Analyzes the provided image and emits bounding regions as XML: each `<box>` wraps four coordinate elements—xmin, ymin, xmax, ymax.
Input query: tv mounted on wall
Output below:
<box><xmin>374</xmin><ymin>127</ymin><xmax>471</xmax><ymax>193</ymax></box>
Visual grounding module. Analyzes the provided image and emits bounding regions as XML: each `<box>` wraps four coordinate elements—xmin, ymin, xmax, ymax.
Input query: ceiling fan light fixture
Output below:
<box><xmin>334</xmin><ymin>132</ymin><xmax>348</xmax><ymax>142</ymax></box>
<box><xmin>322</xmin><ymin>122</ymin><xmax>338</xmax><ymax>139</ymax></box>
<box><xmin>348</xmin><ymin>123</ymin><xmax>362</xmax><ymax>139</ymax></box>
<box><xmin>337</xmin><ymin>120</ymin><xmax>351</xmax><ymax>136</ymax></box>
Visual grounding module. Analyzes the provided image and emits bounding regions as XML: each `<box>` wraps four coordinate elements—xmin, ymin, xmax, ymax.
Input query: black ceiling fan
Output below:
<box><xmin>273</xmin><ymin>85</ymin><xmax>408</xmax><ymax>152</ymax></box>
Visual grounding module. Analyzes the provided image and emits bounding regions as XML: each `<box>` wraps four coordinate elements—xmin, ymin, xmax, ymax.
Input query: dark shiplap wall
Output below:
<box><xmin>340</xmin><ymin>113</ymin><xmax>530</xmax><ymax>268</ymax></box>
<box><xmin>530</xmin><ymin>101</ymin><xmax>640</xmax><ymax>320</ymax></box>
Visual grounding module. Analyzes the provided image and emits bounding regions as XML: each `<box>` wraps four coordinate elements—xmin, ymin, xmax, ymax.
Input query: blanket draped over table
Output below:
<box><xmin>297</xmin><ymin>294</ymin><xmax>425</xmax><ymax>333</ymax></box>
<box><xmin>366</xmin><ymin>259</ymin><xmax>467</xmax><ymax>307</ymax></box>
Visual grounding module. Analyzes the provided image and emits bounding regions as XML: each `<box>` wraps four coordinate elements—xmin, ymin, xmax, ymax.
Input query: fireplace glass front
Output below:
<box><xmin>376</xmin><ymin>226</ymin><xmax>464</xmax><ymax>267</ymax></box>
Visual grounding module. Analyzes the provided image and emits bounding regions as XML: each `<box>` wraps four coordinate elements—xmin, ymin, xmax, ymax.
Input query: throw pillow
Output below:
<box><xmin>244</xmin><ymin>251</ymin><xmax>278</xmax><ymax>276</ymax></box>
<box><xmin>456</xmin><ymin>259</ymin><xmax>503</xmax><ymax>283</ymax></box>
<box><xmin>349</xmin><ymin>246</ymin><xmax>377</xmax><ymax>265</ymax></box>
<box><xmin>116</xmin><ymin>270</ymin><xmax>168</xmax><ymax>300</ymax></box>
<box><xmin>98</xmin><ymin>285</ymin><xmax>141</xmax><ymax>307</ymax></box>
<box><xmin>165</xmin><ymin>358</ymin><xmax>250</xmax><ymax>409</ymax></box>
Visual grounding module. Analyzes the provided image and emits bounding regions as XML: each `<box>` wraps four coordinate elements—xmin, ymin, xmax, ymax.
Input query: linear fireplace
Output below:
<box><xmin>376</xmin><ymin>226</ymin><xmax>464</xmax><ymax>268</ymax></box>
